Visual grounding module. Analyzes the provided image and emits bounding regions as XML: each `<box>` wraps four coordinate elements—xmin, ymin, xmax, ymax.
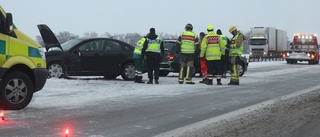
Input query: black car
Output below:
<box><xmin>38</xmin><ymin>24</ymin><xmax>135</xmax><ymax>80</ymax></box>
<box><xmin>160</xmin><ymin>40</ymin><xmax>249</xmax><ymax>77</ymax></box>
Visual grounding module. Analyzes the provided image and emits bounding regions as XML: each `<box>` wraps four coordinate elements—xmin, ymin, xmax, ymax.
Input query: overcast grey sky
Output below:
<box><xmin>1</xmin><ymin>0</ymin><xmax>319</xmax><ymax>40</ymax></box>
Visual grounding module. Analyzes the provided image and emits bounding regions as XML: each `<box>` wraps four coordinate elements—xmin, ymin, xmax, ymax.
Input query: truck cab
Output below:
<box><xmin>284</xmin><ymin>34</ymin><xmax>319</xmax><ymax>64</ymax></box>
<box><xmin>0</xmin><ymin>5</ymin><xmax>48</xmax><ymax>110</ymax></box>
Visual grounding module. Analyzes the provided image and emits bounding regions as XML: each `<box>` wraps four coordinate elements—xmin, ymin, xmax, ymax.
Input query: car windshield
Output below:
<box><xmin>250</xmin><ymin>39</ymin><xmax>267</xmax><ymax>45</ymax></box>
<box><xmin>163</xmin><ymin>42</ymin><xmax>176</xmax><ymax>53</ymax></box>
<box><xmin>61</xmin><ymin>39</ymin><xmax>83</xmax><ymax>51</ymax></box>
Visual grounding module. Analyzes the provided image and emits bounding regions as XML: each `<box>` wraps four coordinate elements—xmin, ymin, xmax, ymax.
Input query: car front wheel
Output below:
<box><xmin>0</xmin><ymin>71</ymin><xmax>34</xmax><ymax>110</ymax></box>
<box><xmin>238</xmin><ymin>63</ymin><xmax>245</xmax><ymax>77</ymax></box>
<box><xmin>121</xmin><ymin>62</ymin><xmax>135</xmax><ymax>81</ymax></box>
<box><xmin>48</xmin><ymin>62</ymin><xmax>65</xmax><ymax>78</ymax></box>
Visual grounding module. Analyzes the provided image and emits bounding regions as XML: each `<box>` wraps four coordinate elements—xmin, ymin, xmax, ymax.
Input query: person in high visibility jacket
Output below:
<box><xmin>200</xmin><ymin>25</ymin><xmax>224</xmax><ymax>85</ymax></box>
<box><xmin>133</xmin><ymin>34</ymin><xmax>148</xmax><ymax>83</ymax></box>
<box><xmin>216</xmin><ymin>29</ymin><xmax>230</xmax><ymax>78</ymax></box>
<box><xmin>177</xmin><ymin>23</ymin><xmax>199</xmax><ymax>84</ymax></box>
<box><xmin>198</xmin><ymin>32</ymin><xmax>208</xmax><ymax>83</ymax></box>
<box><xmin>228</xmin><ymin>26</ymin><xmax>247</xmax><ymax>85</ymax></box>
<box><xmin>141</xmin><ymin>28</ymin><xmax>164</xmax><ymax>84</ymax></box>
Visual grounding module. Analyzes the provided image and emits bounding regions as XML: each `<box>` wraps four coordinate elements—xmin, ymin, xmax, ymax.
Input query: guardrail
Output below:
<box><xmin>249</xmin><ymin>57</ymin><xmax>285</xmax><ymax>62</ymax></box>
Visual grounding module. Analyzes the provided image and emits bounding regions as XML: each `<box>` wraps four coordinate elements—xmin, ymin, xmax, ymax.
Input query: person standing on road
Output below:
<box><xmin>200</xmin><ymin>25</ymin><xmax>224</xmax><ymax>85</ymax></box>
<box><xmin>177</xmin><ymin>23</ymin><xmax>199</xmax><ymax>84</ymax></box>
<box><xmin>141</xmin><ymin>28</ymin><xmax>164</xmax><ymax>84</ymax></box>
<box><xmin>216</xmin><ymin>29</ymin><xmax>230</xmax><ymax>78</ymax></box>
<box><xmin>228</xmin><ymin>26</ymin><xmax>247</xmax><ymax>85</ymax></box>
<box><xmin>133</xmin><ymin>34</ymin><xmax>148</xmax><ymax>83</ymax></box>
<box><xmin>198</xmin><ymin>32</ymin><xmax>208</xmax><ymax>83</ymax></box>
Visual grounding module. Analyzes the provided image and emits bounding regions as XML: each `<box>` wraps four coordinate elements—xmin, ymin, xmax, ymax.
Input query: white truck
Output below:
<box><xmin>249</xmin><ymin>27</ymin><xmax>288</xmax><ymax>58</ymax></box>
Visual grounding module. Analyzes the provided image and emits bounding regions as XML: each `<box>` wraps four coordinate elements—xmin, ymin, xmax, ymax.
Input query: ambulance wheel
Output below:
<box><xmin>121</xmin><ymin>62</ymin><xmax>135</xmax><ymax>81</ymax></box>
<box><xmin>0</xmin><ymin>71</ymin><xmax>34</xmax><ymax>110</ymax></box>
<box><xmin>48</xmin><ymin>62</ymin><xmax>65</xmax><ymax>78</ymax></box>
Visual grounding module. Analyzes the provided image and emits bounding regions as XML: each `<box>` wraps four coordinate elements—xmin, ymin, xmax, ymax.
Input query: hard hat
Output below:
<box><xmin>185</xmin><ymin>23</ymin><xmax>193</xmax><ymax>30</ymax></box>
<box><xmin>229</xmin><ymin>26</ymin><xmax>237</xmax><ymax>33</ymax></box>
<box><xmin>207</xmin><ymin>25</ymin><xmax>214</xmax><ymax>31</ymax></box>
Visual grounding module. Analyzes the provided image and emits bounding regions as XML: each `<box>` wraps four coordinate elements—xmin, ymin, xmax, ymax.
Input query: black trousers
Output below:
<box><xmin>145</xmin><ymin>52</ymin><xmax>162</xmax><ymax>81</ymax></box>
<box><xmin>206</xmin><ymin>60</ymin><xmax>222</xmax><ymax>76</ymax></box>
<box><xmin>221</xmin><ymin>54</ymin><xmax>230</xmax><ymax>74</ymax></box>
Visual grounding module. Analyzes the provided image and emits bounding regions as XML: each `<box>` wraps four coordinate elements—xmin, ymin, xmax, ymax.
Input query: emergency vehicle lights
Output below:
<box><xmin>1</xmin><ymin>112</ymin><xmax>4</xmax><ymax>120</ymax></box>
<box><xmin>65</xmin><ymin>129</ymin><xmax>69</xmax><ymax>137</ymax></box>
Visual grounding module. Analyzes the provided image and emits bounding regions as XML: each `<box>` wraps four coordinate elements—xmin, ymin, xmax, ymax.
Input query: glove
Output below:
<box><xmin>175</xmin><ymin>53</ymin><xmax>179</xmax><ymax>58</ymax></box>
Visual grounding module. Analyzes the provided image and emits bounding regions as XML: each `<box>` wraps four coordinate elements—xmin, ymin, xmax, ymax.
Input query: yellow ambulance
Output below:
<box><xmin>0</xmin><ymin>6</ymin><xmax>47</xmax><ymax>110</ymax></box>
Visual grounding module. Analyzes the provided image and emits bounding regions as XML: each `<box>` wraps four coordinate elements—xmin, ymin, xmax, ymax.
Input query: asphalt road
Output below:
<box><xmin>1</xmin><ymin>61</ymin><xmax>320</xmax><ymax>137</ymax></box>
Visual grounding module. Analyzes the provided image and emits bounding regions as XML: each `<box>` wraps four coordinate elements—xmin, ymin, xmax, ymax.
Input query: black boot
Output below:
<box><xmin>186</xmin><ymin>79</ymin><xmax>195</xmax><ymax>84</ymax></box>
<box><xmin>155</xmin><ymin>80</ymin><xmax>159</xmax><ymax>84</ymax></box>
<box><xmin>206</xmin><ymin>79</ymin><xmax>213</xmax><ymax>85</ymax></box>
<box><xmin>136</xmin><ymin>76</ymin><xmax>144</xmax><ymax>83</ymax></box>
<box><xmin>217</xmin><ymin>79</ymin><xmax>222</xmax><ymax>85</ymax></box>
<box><xmin>147</xmin><ymin>79</ymin><xmax>153</xmax><ymax>84</ymax></box>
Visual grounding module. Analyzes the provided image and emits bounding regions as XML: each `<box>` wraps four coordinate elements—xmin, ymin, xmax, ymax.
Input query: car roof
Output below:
<box><xmin>163</xmin><ymin>39</ymin><xmax>178</xmax><ymax>43</ymax></box>
<box><xmin>74</xmin><ymin>37</ymin><xmax>134</xmax><ymax>46</ymax></box>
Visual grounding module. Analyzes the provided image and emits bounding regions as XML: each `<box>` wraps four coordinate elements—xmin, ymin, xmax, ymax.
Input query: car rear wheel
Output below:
<box><xmin>159</xmin><ymin>70</ymin><xmax>170</xmax><ymax>77</ymax></box>
<box><xmin>48</xmin><ymin>62</ymin><xmax>65</xmax><ymax>78</ymax></box>
<box><xmin>121</xmin><ymin>62</ymin><xmax>135</xmax><ymax>81</ymax></box>
<box><xmin>0</xmin><ymin>71</ymin><xmax>34</xmax><ymax>110</ymax></box>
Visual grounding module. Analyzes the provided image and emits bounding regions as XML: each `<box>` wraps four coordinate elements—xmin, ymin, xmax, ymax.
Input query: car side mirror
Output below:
<box><xmin>6</xmin><ymin>13</ymin><xmax>13</xmax><ymax>31</ymax></box>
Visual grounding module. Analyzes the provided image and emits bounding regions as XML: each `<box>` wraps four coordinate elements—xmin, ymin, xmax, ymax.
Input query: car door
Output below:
<box><xmin>77</xmin><ymin>39</ymin><xmax>106</xmax><ymax>75</ymax></box>
<box><xmin>102</xmin><ymin>39</ymin><xmax>123</xmax><ymax>74</ymax></box>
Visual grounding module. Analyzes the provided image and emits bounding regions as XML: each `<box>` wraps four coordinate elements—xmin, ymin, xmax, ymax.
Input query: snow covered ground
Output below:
<box><xmin>30</xmin><ymin>61</ymin><xmax>287</xmax><ymax>109</ymax></box>
<box><xmin>2</xmin><ymin>61</ymin><xmax>320</xmax><ymax>137</ymax></box>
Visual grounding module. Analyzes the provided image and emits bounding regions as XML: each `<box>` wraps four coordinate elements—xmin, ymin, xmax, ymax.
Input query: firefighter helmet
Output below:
<box><xmin>185</xmin><ymin>23</ymin><xmax>193</xmax><ymax>30</ymax></box>
<box><xmin>229</xmin><ymin>26</ymin><xmax>237</xmax><ymax>33</ymax></box>
<box><xmin>207</xmin><ymin>25</ymin><xmax>214</xmax><ymax>31</ymax></box>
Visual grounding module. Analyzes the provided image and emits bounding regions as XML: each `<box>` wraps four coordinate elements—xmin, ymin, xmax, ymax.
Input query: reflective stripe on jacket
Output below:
<box><xmin>146</xmin><ymin>36</ymin><xmax>161</xmax><ymax>53</ymax></box>
<box><xmin>134</xmin><ymin>37</ymin><xmax>147</xmax><ymax>55</ymax></box>
<box><xmin>200</xmin><ymin>31</ymin><xmax>223</xmax><ymax>60</ymax></box>
<box><xmin>180</xmin><ymin>31</ymin><xmax>197</xmax><ymax>54</ymax></box>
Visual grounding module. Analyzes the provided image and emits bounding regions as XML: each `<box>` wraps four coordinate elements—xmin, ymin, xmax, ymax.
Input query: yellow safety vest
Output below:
<box><xmin>134</xmin><ymin>37</ymin><xmax>146</xmax><ymax>55</ymax></box>
<box><xmin>219</xmin><ymin>34</ymin><xmax>228</xmax><ymax>55</ymax></box>
<box><xmin>146</xmin><ymin>36</ymin><xmax>161</xmax><ymax>53</ymax></box>
<box><xmin>229</xmin><ymin>33</ymin><xmax>243</xmax><ymax>56</ymax></box>
<box><xmin>200</xmin><ymin>31</ymin><xmax>223</xmax><ymax>60</ymax></box>
<box><xmin>180</xmin><ymin>31</ymin><xmax>197</xmax><ymax>54</ymax></box>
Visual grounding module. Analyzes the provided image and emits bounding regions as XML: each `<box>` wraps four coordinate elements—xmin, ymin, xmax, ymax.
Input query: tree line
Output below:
<box><xmin>35</xmin><ymin>31</ymin><xmax>252</xmax><ymax>54</ymax></box>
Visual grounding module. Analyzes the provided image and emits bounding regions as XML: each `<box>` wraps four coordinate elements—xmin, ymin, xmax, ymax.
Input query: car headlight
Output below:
<box><xmin>286</xmin><ymin>52</ymin><xmax>290</xmax><ymax>56</ymax></box>
<box><xmin>307</xmin><ymin>53</ymin><xmax>310</xmax><ymax>57</ymax></box>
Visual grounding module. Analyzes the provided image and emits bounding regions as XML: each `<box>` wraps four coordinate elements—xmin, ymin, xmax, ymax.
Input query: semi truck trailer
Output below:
<box><xmin>249</xmin><ymin>27</ymin><xmax>288</xmax><ymax>58</ymax></box>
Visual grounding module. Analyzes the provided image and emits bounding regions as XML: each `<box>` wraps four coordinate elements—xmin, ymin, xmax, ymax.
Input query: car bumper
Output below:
<box><xmin>160</xmin><ymin>61</ymin><xmax>174</xmax><ymax>71</ymax></box>
<box><xmin>33</xmin><ymin>68</ymin><xmax>48</xmax><ymax>92</ymax></box>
